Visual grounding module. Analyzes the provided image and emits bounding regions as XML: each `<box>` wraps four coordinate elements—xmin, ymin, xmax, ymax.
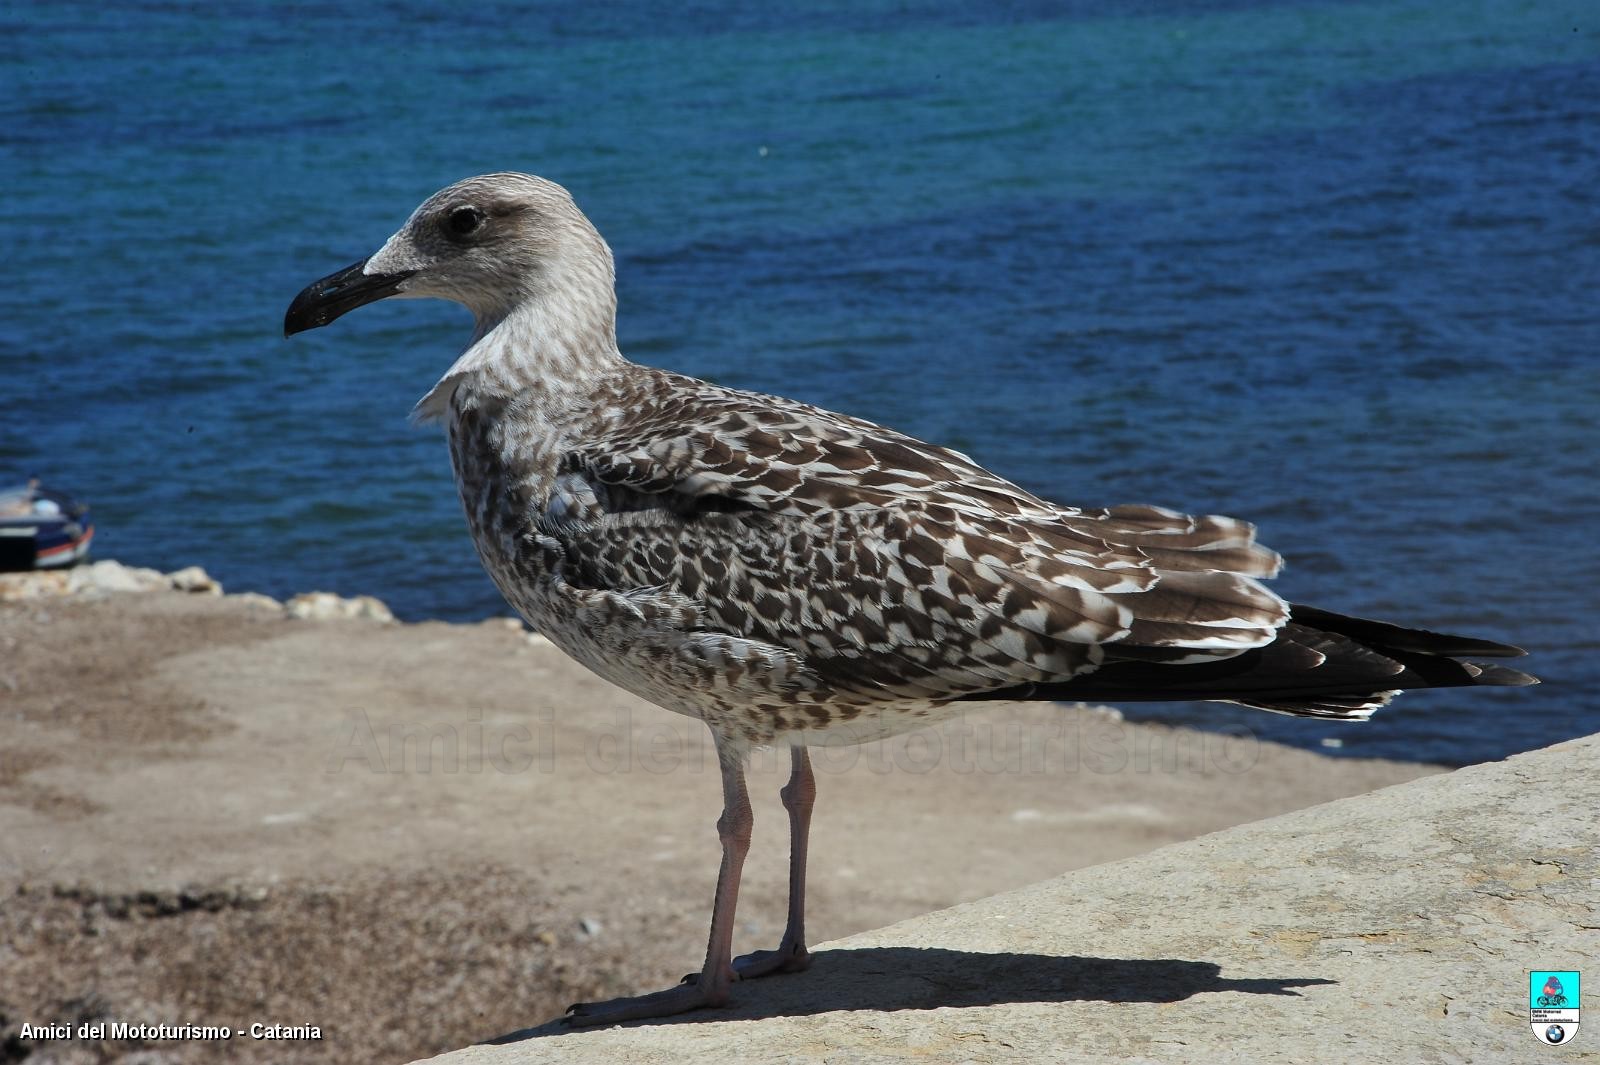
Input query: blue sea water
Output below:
<box><xmin>2</xmin><ymin>1</ymin><xmax>1596</xmax><ymax>766</ymax></box>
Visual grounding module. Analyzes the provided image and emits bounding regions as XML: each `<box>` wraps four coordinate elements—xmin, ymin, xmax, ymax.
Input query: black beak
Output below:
<box><xmin>284</xmin><ymin>259</ymin><xmax>416</xmax><ymax>337</ymax></box>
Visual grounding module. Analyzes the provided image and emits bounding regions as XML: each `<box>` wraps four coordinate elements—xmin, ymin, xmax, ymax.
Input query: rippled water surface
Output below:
<box><xmin>4</xmin><ymin>1</ymin><xmax>1596</xmax><ymax>764</ymax></box>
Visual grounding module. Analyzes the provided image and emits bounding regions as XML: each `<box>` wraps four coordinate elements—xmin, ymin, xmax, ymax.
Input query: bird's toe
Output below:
<box><xmin>563</xmin><ymin>980</ymin><xmax>730</xmax><ymax>1027</ymax></box>
<box><xmin>731</xmin><ymin>941</ymin><xmax>811</xmax><ymax>980</ymax></box>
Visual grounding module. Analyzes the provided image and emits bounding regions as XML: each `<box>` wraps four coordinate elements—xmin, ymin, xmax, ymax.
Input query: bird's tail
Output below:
<box><xmin>959</xmin><ymin>603</ymin><xmax>1537</xmax><ymax>720</ymax></box>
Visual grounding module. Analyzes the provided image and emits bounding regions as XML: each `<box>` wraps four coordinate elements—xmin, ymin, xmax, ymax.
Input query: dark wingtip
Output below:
<box><xmin>1447</xmin><ymin>634</ymin><xmax>1530</xmax><ymax>659</ymax></box>
<box><xmin>1288</xmin><ymin>604</ymin><xmax>1529</xmax><ymax>658</ymax></box>
<box><xmin>1469</xmin><ymin>662</ymin><xmax>1540</xmax><ymax>686</ymax></box>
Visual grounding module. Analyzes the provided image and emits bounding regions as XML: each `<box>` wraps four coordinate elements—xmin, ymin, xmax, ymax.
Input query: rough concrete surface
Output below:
<box><xmin>417</xmin><ymin>734</ymin><xmax>1600</xmax><ymax>1065</ymax></box>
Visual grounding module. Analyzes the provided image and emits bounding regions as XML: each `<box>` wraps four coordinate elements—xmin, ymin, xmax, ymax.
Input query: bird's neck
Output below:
<box><xmin>435</xmin><ymin>295</ymin><xmax>627</xmax><ymax>562</ymax></box>
<box><xmin>412</xmin><ymin>292</ymin><xmax>625</xmax><ymax>426</ymax></box>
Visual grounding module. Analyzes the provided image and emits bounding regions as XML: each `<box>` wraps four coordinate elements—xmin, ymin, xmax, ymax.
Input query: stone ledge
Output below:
<box><xmin>414</xmin><ymin>734</ymin><xmax>1598</xmax><ymax>1064</ymax></box>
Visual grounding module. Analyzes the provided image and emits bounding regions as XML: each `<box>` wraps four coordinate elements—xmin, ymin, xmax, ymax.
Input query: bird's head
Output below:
<box><xmin>284</xmin><ymin>172</ymin><xmax>616</xmax><ymax>338</ymax></box>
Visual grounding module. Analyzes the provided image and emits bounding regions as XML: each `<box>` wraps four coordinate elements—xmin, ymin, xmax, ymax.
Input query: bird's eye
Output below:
<box><xmin>445</xmin><ymin>205</ymin><xmax>486</xmax><ymax>238</ymax></box>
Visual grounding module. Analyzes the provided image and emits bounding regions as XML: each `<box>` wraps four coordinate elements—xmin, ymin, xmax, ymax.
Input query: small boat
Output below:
<box><xmin>0</xmin><ymin>478</ymin><xmax>95</xmax><ymax>570</ymax></box>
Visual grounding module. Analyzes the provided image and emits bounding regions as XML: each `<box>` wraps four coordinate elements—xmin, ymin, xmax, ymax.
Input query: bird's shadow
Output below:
<box><xmin>489</xmin><ymin>946</ymin><xmax>1335</xmax><ymax>1042</ymax></box>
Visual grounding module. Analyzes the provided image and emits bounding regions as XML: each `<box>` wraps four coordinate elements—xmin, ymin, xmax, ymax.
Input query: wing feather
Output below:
<box><xmin>545</xmin><ymin>368</ymin><xmax>1292</xmax><ymax>701</ymax></box>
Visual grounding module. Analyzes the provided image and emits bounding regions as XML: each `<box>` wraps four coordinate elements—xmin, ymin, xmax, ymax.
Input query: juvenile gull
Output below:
<box><xmin>285</xmin><ymin>173</ymin><xmax>1536</xmax><ymax>1025</ymax></box>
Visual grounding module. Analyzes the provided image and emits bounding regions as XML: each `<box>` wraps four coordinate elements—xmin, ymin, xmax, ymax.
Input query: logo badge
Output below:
<box><xmin>1531</xmin><ymin>970</ymin><xmax>1581</xmax><ymax>1046</ymax></box>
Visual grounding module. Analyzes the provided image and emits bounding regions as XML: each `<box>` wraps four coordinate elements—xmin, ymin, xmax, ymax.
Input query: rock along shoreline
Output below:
<box><xmin>0</xmin><ymin>558</ymin><xmax>398</xmax><ymax>623</ymax></box>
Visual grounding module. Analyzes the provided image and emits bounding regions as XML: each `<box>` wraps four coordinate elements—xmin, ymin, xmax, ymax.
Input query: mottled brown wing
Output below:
<box><xmin>552</xmin><ymin>504</ymin><xmax>1106</xmax><ymax>701</ymax></box>
<box><xmin>586</xmin><ymin>369</ymin><xmax>1078</xmax><ymax>522</ymax></box>
<box><xmin>555</xmin><ymin>372</ymin><xmax>1290</xmax><ymax>701</ymax></box>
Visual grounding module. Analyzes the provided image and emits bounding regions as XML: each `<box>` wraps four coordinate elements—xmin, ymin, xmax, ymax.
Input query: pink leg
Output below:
<box><xmin>731</xmin><ymin>745</ymin><xmax>814</xmax><ymax>979</ymax></box>
<box><xmin>565</xmin><ymin>740</ymin><xmax>753</xmax><ymax>1026</ymax></box>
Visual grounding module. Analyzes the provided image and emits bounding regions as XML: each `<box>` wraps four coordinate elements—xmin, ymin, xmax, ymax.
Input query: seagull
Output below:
<box><xmin>285</xmin><ymin>172</ymin><xmax>1536</xmax><ymax>1025</ymax></box>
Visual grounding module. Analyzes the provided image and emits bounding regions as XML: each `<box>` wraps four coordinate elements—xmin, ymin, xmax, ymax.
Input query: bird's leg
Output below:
<box><xmin>730</xmin><ymin>745</ymin><xmax>815</xmax><ymax>980</ymax></box>
<box><xmin>565</xmin><ymin>740</ymin><xmax>752</xmax><ymax>1026</ymax></box>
